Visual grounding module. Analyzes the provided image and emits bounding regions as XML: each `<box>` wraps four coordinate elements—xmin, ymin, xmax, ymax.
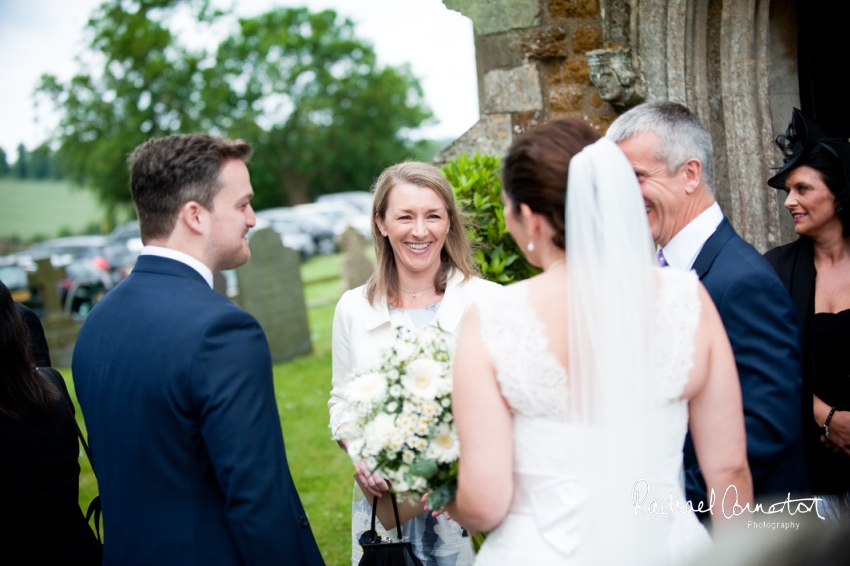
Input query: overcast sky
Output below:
<box><xmin>0</xmin><ymin>0</ymin><xmax>479</xmax><ymax>158</ymax></box>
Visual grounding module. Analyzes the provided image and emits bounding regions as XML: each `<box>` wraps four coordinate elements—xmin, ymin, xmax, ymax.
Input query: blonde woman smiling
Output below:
<box><xmin>329</xmin><ymin>161</ymin><xmax>501</xmax><ymax>565</ymax></box>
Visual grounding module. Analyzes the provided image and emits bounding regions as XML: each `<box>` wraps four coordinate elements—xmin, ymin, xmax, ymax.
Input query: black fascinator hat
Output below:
<box><xmin>768</xmin><ymin>108</ymin><xmax>850</xmax><ymax>196</ymax></box>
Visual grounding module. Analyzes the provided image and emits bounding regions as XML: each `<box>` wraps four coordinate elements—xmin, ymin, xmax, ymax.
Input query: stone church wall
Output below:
<box><xmin>439</xmin><ymin>0</ymin><xmax>801</xmax><ymax>250</ymax></box>
<box><xmin>436</xmin><ymin>0</ymin><xmax>618</xmax><ymax>165</ymax></box>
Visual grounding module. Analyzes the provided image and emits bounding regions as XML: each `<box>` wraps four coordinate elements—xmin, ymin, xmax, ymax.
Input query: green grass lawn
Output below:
<box><xmin>61</xmin><ymin>253</ymin><xmax>355</xmax><ymax>564</ymax></box>
<box><xmin>0</xmin><ymin>179</ymin><xmax>106</xmax><ymax>240</ymax></box>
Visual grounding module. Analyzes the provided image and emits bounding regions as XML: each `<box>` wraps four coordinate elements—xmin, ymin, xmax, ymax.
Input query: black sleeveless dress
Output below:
<box><xmin>811</xmin><ymin>310</ymin><xmax>850</xmax><ymax>494</ymax></box>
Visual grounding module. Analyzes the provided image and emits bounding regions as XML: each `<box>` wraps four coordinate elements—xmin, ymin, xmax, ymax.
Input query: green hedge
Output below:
<box><xmin>443</xmin><ymin>153</ymin><xmax>539</xmax><ymax>285</ymax></box>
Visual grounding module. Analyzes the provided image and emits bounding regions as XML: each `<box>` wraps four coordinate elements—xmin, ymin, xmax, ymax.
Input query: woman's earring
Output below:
<box><xmin>838</xmin><ymin>205</ymin><xmax>844</xmax><ymax>214</ymax></box>
<box><xmin>527</xmin><ymin>240</ymin><xmax>535</xmax><ymax>252</ymax></box>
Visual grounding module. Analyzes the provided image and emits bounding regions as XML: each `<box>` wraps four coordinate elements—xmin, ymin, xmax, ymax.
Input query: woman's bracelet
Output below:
<box><xmin>824</xmin><ymin>406</ymin><xmax>837</xmax><ymax>439</ymax></box>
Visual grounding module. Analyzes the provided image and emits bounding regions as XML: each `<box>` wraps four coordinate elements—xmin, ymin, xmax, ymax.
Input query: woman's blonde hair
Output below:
<box><xmin>366</xmin><ymin>161</ymin><xmax>478</xmax><ymax>306</ymax></box>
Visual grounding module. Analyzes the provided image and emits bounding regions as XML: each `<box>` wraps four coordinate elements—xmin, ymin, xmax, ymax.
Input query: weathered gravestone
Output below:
<box><xmin>338</xmin><ymin>226</ymin><xmax>374</xmax><ymax>292</ymax></box>
<box><xmin>30</xmin><ymin>258</ymin><xmax>81</xmax><ymax>367</ymax></box>
<box><xmin>235</xmin><ymin>228</ymin><xmax>312</xmax><ymax>363</ymax></box>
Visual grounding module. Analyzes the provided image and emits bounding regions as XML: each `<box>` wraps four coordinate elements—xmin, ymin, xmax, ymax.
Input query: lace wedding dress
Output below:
<box><xmin>473</xmin><ymin>268</ymin><xmax>713</xmax><ymax>565</ymax></box>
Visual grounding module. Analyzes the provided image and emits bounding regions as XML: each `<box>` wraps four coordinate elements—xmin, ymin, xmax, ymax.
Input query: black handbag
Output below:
<box><xmin>358</xmin><ymin>493</ymin><xmax>424</xmax><ymax>566</ymax></box>
<box><xmin>38</xmin><ymin>367</ymin><xmax>103</xmax><ymax>545</ymax></box>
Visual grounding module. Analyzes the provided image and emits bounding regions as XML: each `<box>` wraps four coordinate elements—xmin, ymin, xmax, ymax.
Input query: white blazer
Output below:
<box><xmin>329</xmin><ymin>271</ymin><xmax>502</xmax><ymax>433</ymax></box>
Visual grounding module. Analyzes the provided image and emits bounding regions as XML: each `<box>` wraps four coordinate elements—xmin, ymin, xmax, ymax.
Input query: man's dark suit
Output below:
<box><xmin>683</xmin><ymin>218</ymin><xmax>808</xmax><ymax>506</ymax></box>
<box><xmin>72</xmin><ymin>255</ymin><xmax>323</xmax><ymax>566</ymax></box>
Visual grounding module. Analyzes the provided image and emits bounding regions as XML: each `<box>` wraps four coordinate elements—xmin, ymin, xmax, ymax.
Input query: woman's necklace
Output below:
<box><xmin>547</xmin><ymin>258</ymin><xmax>566</xmax><ymax>271</ymax></box>
<box><xmin>400</xmin><ymin>284</ymin><xmax>435</xmax><ymax>298</ymax></box>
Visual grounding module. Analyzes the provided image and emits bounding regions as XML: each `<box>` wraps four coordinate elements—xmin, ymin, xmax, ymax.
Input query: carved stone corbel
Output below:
<box><xmin>586</xmin><ymin>47</ymin><xmax>646</xmax><ymax>110</ymax></box>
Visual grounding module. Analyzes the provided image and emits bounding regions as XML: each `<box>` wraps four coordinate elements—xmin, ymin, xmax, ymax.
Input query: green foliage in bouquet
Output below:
<box><xmin>442</xmin><ymin>153</ymin><xmax>539</xmax><ymax>284</ymax></box>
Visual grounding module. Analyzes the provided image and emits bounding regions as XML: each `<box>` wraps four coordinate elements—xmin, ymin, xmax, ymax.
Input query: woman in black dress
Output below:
<box><xmin>764</xmin><ymin>109</ymin><xmax>850</xmax><ymax>522</ymax></box>
<box><xmin>0</xmin><ymin>281</ymin><xmax>101</xmax><ymax>563</ymax></box>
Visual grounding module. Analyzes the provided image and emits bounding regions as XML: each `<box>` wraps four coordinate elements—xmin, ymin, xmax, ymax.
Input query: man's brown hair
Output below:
<box><xmin>128</xmin><ymin>134</ymin><xmax>253</xmax><ymax>242</ymax></box>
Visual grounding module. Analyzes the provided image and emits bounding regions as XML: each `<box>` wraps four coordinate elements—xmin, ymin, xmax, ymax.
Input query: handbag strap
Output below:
<box><xmin>370</xmin><ymin>492</ymin><xmax>404</xmax><ymax>541</ymax></box>
<box><xmin>37</xmin><ymin>367</ymin><xmax>103</xmax><ymax>544</ymax></box>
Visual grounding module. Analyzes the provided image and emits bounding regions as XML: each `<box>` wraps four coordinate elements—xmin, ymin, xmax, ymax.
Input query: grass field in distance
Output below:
<box><xmin>0</xmin><ymin>179</ymin><xmax>106</xmax><ymax>240</ymax></box>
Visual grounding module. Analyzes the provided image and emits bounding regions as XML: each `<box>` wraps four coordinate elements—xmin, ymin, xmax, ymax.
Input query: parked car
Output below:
<box><xmin>0</xmin><ymin>261</ymin><xmax>36</xmax><ymax>307</ymax></box>
<box><xmin>21</xmin><ymin>236</ymin><xmax>110</xmax><ymax>268</ymax></box>
<box><xmin>108</xmin><ymin>221</ymin><xmax>142</xmax><ymax>252</ymax></box>
<box><xmin>293</xmin><ymin>201</ymin><xmax>372</xmax><ymax>243</ymax></box>
<box><xmin>247</xmin><ymin>217</ymin><xmax>316</xmax><ymax>260</ymax></box>
<box><xmin>104</xmin><ymin>221</ymin><xmax>143</xmax><ymax>281</ymax></box>
<box><xmin>316</xmin><ymin>191</ymin><xmax>373</xmax><ymax>214</ymax></box>
<box><xmin>256</xmin><ymin>208</ymin><xmax>337</xmax><ymax>255</ymax></box>
<box><xmin>0</xmin><ymin>251</ymin><xmax>107</xmax><ymax>320</ymax></box>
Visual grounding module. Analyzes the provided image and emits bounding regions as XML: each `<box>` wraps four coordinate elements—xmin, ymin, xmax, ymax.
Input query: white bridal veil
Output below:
<box><xmin>566</xmin><ymin>138</ymin><xmax>664</xmax><ymax>563</ymax></box>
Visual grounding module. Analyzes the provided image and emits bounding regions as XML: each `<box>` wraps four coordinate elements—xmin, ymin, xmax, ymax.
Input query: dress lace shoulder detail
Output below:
<box><xmin>476</xmin><ymin>281</ymin><xmax>569</xmax><ymax>419</ymax></box>
<box><xmin>653</xmin><ymin>267</ymin><xmax>702</xmax><ymax>401</ymax></box>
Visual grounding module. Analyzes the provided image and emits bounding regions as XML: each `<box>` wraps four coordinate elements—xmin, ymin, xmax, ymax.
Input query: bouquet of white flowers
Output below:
<box><xmin>334</xmin><ymin>325</ymin><xmax>461</xmax><ymax>511</ymax></box>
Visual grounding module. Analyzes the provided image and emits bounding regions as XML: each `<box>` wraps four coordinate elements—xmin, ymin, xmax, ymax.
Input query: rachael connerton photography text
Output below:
<box><xmin>631</xmin><ymin>479</ymin><xmax>826</xmax><ymax>520</ymax></box>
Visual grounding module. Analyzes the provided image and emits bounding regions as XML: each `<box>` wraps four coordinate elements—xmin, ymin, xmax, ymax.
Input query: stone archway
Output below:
<box><xmin>625</xmin><ymin>0</ymin><xmax>800</xmax><ymax>250</ymax></box>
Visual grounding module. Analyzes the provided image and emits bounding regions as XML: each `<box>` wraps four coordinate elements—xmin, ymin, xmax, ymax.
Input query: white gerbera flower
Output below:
<box><xmin>440</xmin><ymin>397</ymin><xmax>451</xmax><ymax>408</ymax></box>
<box><xmin>346</xmin><ymin>372</ymin><xmax>388</xmax><ymax>404</ymax></box>
<box><xmin>428</xmin><ymin>424</ymin><xmax>460</xmax><ymax>464</ymax></box>
<box><xmin>402</xmin><ymin>359</ymin><xmax>448</xmax><ymax>401</ymax></box>
<box><xmin>386</xmin><ymin>401</ymin><xmax>399</xmax><ymax>413</ymax></box>
<box><xmin>389</xmin><ymin>384</ymin><xmax>403</xmax><ymax>397</ymax></box>
<box><xmin>402</xmin><ymin>450</ymin><xmax>415</xmax><ymax>464</ymax></box>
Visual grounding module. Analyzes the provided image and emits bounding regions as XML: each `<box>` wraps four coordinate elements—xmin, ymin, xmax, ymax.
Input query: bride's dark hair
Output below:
<box><xmin>502</xmin><ymin>118</ymin><xmax>600</xmax><ymax>250</ymax></box>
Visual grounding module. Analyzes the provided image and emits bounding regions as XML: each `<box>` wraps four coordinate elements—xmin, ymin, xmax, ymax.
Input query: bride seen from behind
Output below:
<box><xmin>447</xmin><ymin>119</ymin><xmax>753</xmax><ymax>564</ymax></box>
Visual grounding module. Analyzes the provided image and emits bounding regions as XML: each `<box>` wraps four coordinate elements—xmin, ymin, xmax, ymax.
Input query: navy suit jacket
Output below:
<box><xmin>683</xmin><ymin>218</ymin><xmax>808</xmax><ymax>506</ymax></box>
<box><xmin>72</xmin><ymin>256</ymin><xmax>323</xmax><ymax>566</ymax></box>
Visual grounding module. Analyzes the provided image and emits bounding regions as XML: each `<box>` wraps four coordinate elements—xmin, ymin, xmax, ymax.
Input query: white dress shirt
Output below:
<box><xmin>140</xmin><ymin>245</ymin><xmax>214</xmax><ymax>288</ymax></box>
<box><xmin>659</xmin><ymin>202</ymin><xmax>724</xmax><ymax>270</ymax></box>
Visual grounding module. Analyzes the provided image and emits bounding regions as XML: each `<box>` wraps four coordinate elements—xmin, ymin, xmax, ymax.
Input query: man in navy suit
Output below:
<box><xmin>72</xmin><ymin>134</ymin><xmax>324</xmax><ymax>565</ymax></box>
<box><xmin>608</xmin><ymin>102</ymin><xmax>808</xmax><ymax>512</ymax></box>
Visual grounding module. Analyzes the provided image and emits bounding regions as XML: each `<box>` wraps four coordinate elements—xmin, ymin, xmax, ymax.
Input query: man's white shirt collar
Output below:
<box><xmin>140</xmin><ymin>246</ymin><xmax>214</xmax><ymax>288</ymax></box>
<box><xmin>659</xmin><ymin>202</ymin><xmax>724</xmax><ymax>270</ymax></box>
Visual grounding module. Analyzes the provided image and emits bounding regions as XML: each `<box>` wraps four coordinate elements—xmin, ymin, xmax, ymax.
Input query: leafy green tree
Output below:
<box><xmin>28</xmin><ymin>143</ymin><xmax>63</xmax><ymax>180</ymax></box>
<box><xmin>37</xmin><ymin>0</ymin><xmax>227</xmax><ymax>220</ymax></box>
<box><xmin>202</xmin><ymin>7</ymin><xmax>431</xmax><ymax>208</ymax></box>
<box><xmin>14</xmin><ymin>144</ymin><xmax>28</xmax><ymax>179</ymax></box>
<box><xmin>0</xmin><ymin>148</ymin><xmax>9</xmax><ymax>176</ymax></box>
<box><xmin>37</xmin><ymin>0</ymin><xmax>432</xmax><ymax>217</ymax></box>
